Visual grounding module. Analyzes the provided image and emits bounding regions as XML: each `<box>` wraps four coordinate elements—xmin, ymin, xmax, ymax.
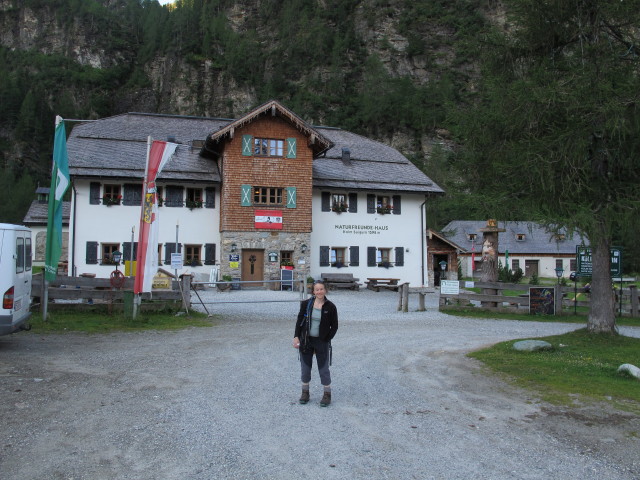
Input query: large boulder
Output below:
<box><xmin>617</xmin><ymin>364</ymin><xmax>640</xmax><ymax>380</ymax></box>
<box><xmin>513</xmin><ymin>340</ymin><xmax>553</xmax><ymax>352</ymax></box>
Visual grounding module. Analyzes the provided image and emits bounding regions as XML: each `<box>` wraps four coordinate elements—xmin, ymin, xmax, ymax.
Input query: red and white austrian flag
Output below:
<box><xmin>255</xmin><ymin>210</ymin><xmax>283</xmax><ymax>229</ymax></box>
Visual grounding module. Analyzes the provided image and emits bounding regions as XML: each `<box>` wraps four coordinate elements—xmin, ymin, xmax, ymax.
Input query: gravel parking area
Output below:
<box><xmin>1</xmin><ymin>288</ymin><xmax>639</xmax><ymax>479</ymax></box>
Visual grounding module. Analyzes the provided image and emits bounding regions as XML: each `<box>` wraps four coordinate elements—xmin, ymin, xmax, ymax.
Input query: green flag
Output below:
<box><xmin>44</xmin><ymin>116</ymin><xmax>70</xmax><ymax>282</ymax></box>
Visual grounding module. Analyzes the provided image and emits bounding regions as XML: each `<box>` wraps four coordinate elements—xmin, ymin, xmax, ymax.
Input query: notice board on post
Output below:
<box><xmin>280</xmin><ymin>268</ymin><xmax>294</xmax><ymax>291</ymax></box>
<box><xmin>529</xmin><ymin>287</ymin><xmax>555</xmax><ymax>315</ymax></box>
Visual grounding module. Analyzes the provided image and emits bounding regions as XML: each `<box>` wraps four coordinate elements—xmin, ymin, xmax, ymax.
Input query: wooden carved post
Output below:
<box><xmin>479</xmin><ymin>219</ymin><xmax>505</xmax><ymax>308</ymax></box>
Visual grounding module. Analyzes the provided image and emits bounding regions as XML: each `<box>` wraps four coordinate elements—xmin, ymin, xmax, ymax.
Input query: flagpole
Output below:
<box><xmin>133</xmin><ymin>137</ymin><xmax>152</xmax><ymax>320</ymax></box>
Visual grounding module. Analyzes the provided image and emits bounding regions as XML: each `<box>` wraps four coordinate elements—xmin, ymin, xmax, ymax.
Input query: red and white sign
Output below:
<box><xmin>255</xmin><ymin>210</ymin><xmax>283</xmax><ymax>229</ymax></box>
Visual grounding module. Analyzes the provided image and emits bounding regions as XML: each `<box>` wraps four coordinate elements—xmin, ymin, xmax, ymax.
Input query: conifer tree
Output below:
<box><xmin>454</xmin><ymin>0</ymin><xmax>640</xmax><ymax>333</ymax></box>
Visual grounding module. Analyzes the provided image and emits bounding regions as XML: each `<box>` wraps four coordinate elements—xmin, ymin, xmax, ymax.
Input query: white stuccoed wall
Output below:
<box><xmin>310</xmin><ymin>191</ymin><xmax>429</xmax><ymax>286</ymax></box>
<box><xmin>69</xmin><ymin>179</ymin><xmax>220</xmax><ymax>278</ymax></box>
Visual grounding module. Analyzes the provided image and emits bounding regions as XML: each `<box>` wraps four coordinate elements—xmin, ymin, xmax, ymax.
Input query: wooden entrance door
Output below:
<box><xmin>241</xmin><ymin>249</ymin><xmax>264</xmax><ymax>287</ymax></box>
<box><xmin>525</xmin><ymin>260</ymin><xmax>539</xmax><ymax>278</ymax></box>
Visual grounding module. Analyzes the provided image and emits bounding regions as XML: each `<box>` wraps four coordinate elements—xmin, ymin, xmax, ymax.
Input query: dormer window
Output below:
<box><xmin>467</xmin><ymin>234</ymin><xmax>477</xmax><ymax>242</ymax></box>
<box><xmin>516</xmin><ymin>233</ymin><xmax>526</xmax><ymax>241</ymax></box>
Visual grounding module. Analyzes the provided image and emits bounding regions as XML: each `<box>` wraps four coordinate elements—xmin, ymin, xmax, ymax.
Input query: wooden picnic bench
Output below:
<box><xmin>321</xmin><ymin>273</ymin><xmax>361</xmax><ymax>290</ymax></box>
<box><xmin>366</xmin><ymin>278</ymin><xmax>401</xmax><ymax>292</ymax></box>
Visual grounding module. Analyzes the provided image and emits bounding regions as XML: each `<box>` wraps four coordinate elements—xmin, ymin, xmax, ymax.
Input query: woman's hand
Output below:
<box><xmin>293</xmin><ymin>337</ymin><xmax>300</xmax><ymax>349</ymax></box>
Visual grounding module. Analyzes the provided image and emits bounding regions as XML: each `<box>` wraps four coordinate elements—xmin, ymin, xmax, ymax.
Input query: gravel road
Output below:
<box><xmin>1</xmin><ymin>288</ymin><xmax>639</xmax><ymax>479</ymax></box>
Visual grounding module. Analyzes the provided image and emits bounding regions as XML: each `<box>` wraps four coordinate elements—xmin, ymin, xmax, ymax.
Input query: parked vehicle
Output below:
<box><xmin>0</xmin><ymin>223</ymin><xmax>32</xmax><ymax>335</ymax></box>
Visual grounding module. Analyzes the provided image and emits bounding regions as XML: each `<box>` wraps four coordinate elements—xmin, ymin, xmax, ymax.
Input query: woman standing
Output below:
<box><xmin>293</xmin><ymin>280</ymin><xmax>338</xmax><ymax>406</ymax></box>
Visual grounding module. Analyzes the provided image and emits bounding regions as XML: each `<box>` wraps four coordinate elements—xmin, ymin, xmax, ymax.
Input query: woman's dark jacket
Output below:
<box><xmin>295</xmin><ymin>297</ymin><xmax>338</xmax><ymax>343</ymax></box>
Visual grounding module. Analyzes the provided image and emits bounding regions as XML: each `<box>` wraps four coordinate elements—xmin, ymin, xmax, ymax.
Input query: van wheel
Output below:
<box><xmin>22</xmin><ymin>323</ymin><xmax>32</xmax><ymax>331</ymax></box>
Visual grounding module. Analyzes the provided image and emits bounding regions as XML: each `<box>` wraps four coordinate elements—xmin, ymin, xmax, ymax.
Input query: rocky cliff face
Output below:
<box><xmin>0</xmin><ymin>0</ymin><xmax>502</xmax><ymax>160</ymax></box>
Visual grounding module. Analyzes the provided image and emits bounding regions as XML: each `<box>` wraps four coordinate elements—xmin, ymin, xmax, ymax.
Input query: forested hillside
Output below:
<box><xmin>0</xmin><ymin>0</ymin><xmax>489</xmax><ymax>223</ymax></box>
<box><xmin>1</xmin><ymin>0</ymin><xmax>638</xmax><ymax>275</ymax></box>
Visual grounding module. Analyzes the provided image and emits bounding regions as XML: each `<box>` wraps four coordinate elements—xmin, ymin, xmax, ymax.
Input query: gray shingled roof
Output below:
<box><xmin>314</xmin><ymin>128</ymin><xmax>443</xmax><ymax>193</ymax></box>
<box><xmin>68</xmin><ymin>113</ymin><xmax>227</xmax><ymax>182</ymax></box>
<box><xmin>66</xmin><ymin>110</ymin><xmax>443</xmax><ymax>194</ymax></box>
<box><xmin>23</xmin><ymin>201</ymin><xmax>70</xmax><ymax>226</ymax></box>
<box><xmin>441</xmin><ymin>220</ymin><xmax>587</xmax><ymax>254</ymax></box>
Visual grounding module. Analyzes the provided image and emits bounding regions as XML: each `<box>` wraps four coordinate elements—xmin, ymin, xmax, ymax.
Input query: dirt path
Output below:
<box><xmin>1</xmin><ymin>290</ymin><xmax>638</xmax><ymax>479</ymax></box>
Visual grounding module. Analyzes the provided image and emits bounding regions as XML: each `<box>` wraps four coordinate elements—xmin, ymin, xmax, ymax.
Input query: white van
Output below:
<box><xmin>0</xmin><ymin>224</ymin><xmax>32</xmax><ymax>335</ymax></box>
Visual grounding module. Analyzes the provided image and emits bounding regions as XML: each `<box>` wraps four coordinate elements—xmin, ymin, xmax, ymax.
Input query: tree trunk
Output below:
<box><xmin>587</xmin><ymin>240</ymin><xmax>617</xmax><ymax>334</ymax></box>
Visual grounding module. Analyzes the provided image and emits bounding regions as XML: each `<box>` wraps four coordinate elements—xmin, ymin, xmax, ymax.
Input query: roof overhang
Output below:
<box><xmin>204</xmin><ymin>100</ymin><xmax>333</xmax><ymax>158</ymax></box>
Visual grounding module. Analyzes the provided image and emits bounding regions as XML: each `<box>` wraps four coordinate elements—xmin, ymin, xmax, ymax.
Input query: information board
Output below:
<box><xmin>440</xmin><ymin>280</ymin><xmax>460</xmax><ymax>295</ymax></box>
<box><xmin>576</xmin><ymin>246</ymin><xmax>622</xmax><ymax>277</ymax></box>
<box><xmin>280</xmin><ymin>268</ymin><xmax>294</xmax><ymax>291</ymax></box>
<box><xmin>170</xmin><ymin>252</ymin><xmax>183</xmax><ymax>270</ymax></box>
<box><xmin>529</xmin><ymin>287</ymin><xmax>555</xmax><ymax>315</ymax></box>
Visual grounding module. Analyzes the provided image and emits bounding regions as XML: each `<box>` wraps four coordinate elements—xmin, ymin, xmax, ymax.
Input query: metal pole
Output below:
<box><xmin>574</xmin><ymin>279</ymin><xmax>577</xmax><ymax>315</ymax></box>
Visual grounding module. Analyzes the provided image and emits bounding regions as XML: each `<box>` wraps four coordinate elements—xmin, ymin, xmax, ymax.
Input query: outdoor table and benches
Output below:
<box><xmin>320</xmin><ymin>273</ymin><xmax>361</xmax><ymax>290</ymax></box>
<box><xmin>366</xmin><ymin>278</ymin><xmax>401</xmax><ymax>292</ymax></box>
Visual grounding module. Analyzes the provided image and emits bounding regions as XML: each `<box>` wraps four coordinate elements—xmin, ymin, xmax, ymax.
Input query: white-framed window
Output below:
<box><xmin>468</xmin><ymin>234</ymin><xmax>477</xmax><ymax>242</ymax></box>
<box><xmin>377</xmin><ymin>248</ymin><xmax>391</xmax><ymax>266</ymax></box>
<box><xmin>331</xmin><ymin>194</ymin><xmax>348</xmax><ymax>213</ymax></box>
<box><xmin>254</xmin><ymin>138</ymin><xmax>284</xmax><ymax>157</ymax></box>
<box><xmin>330</xmin><ymin>247</ymin><xmax>346</xmax><ymax>267</ymax></box>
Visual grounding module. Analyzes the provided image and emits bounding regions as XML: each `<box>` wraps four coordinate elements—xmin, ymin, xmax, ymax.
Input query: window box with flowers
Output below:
<box><xmin>186</xmin><ymin>200</ymin><xmax>203</xmax><ymax>210</ymax></box>
<box><xmin>376</xmin><ymin>205</ymin><xmax>392</xmax><ymax>215</ymax></box>
<box><xmin>103</xmin><ymin>195</ymin><xmax>122</xmax><ymax>206</ymax></box>
<box><xmin>157</xmin><ymin>196</ymin><xmax>164</xmax><ymax>207</ymax></box>
<box><xmin>378</xmin><ymin>261</ymin><xmax>392</xmax><ymax>269</ymax></box>
<box><xmin>331</xmin><ymin>202</ymin><xmax>348</xmax><ymax>213</ymax></box>
<box><xmin>280</xmin><ymin>261</ymin><xmax>294</xmax><ymax>270</ymax></box>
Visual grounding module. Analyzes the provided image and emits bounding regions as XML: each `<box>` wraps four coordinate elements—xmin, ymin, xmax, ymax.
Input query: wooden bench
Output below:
<box><xmin>365</xmin><ymin>278</ymin><xmax>400</xmax><ymax>292</ymax></box>
<box><xmin>321</xmin><ymin>273</ymin><xmax>361</xmax><ymax>290</ymax></box>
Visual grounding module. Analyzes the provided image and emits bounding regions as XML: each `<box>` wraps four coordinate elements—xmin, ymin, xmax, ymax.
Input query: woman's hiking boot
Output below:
<box><xmin>320</xmin><ymin>391</ymin><xmax>331</xmax><ymax>407</ymax></box>
<box><xmin>299</xmin><ymin>389</ymin><xmax>310</xmax><ymax>404</ymax></box>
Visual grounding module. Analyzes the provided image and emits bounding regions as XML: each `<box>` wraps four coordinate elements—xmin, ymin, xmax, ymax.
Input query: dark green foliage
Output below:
<box><xmin>0</xmin><ymin>168</ymin><xmax>35</xmax><ymax>224</ymax></box>
<box><xmin>498</xmin><ymin>261</ymin><xmax>524</xmax><ymax>284</ymax></box>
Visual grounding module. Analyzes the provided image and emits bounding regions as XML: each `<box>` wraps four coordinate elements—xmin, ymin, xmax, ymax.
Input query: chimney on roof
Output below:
<box><xmin>341</xmin><ymin>147</ymin><xmax>351</xmax><ymax>165</ymax></box>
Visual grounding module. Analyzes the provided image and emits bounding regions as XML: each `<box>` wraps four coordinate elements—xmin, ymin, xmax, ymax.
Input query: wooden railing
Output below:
<box><xmin>31</xmin><ymin>274</ymin><xmax>188</xmax><ymax>311</ymax></box>
<box><xmin>439</xmin><ymin>280</ymin><xmax>640</xmax><ymax>317</ymax></box>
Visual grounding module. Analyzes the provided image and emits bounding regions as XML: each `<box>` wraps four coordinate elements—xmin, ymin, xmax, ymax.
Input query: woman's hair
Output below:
<box><xmin>313</xmin><ymin>279</ymin><xmax>325</xmax><ymax>286</ymax></box>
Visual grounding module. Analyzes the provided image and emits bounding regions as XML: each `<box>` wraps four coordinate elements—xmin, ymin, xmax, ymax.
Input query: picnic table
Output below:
<box><xmin>366</xmin><ymin>278</ymin><xmax>401</xmax><ymax>292</ymax></box>
<box><xmin>321</xmin><ymin>273</ymin><xmax>361</xmax><ymax>290</ymax></box>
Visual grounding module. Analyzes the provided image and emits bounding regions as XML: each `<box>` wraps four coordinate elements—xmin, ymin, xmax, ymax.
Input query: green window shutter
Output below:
<box><xmin>367</xmin><ymin>247</ymin><xmax>377</xmax><ymax>267</ymax></box>
<box><xmin>319</xmin><ymin>246</ymin><xmax>330</xmax><ymax>267</ymax></box>
<box><xmin>286</xmin><ymin>138</ymin><xmax>297</xmax><ymax>158</ymax></box>
<box><xmin>242</xmin><ymin>135</ymin><xmax>253</xmax><ymax>156</ymax></box>
<box><xmin>349</xmin><ymin>246</ymin><xmax>359</xmax><ymax>267</ymax></box>
<box><xmin>241</xmin><ymin>185</ymin><xmax>252</xmax><ymax>206</ymax></box>
<box><xmin>286</xmin><ymin>187</ymin><xmax>297</xmax><ymax>208</ymax></box>
<box><xmin>86</xmin><ymin>241</ymin><xmax>98</xmax><ymax>264</ymax></box>
<box><xmin>321</xmin><ymin>192</ymin><xmax>331</xmax><ymax>212</ymax></box>
<box><xmin>395</xmin><ymin>247</ymin><xmax>404</xmax><ymax>266</ymax></box>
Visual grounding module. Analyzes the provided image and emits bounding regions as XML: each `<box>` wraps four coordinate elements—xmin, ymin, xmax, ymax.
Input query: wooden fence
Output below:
<box><xmin>31</xmin><ymin>274</ymin><xmax>188</xmax><ymax>312</ymax></box>
<box><xmin>439</xmin><ymin>280</ymin><xmax>640</xmax><ymax>317</ymax></box>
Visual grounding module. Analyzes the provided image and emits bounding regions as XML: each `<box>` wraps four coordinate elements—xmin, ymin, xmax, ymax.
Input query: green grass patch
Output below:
<box><xmin>29</xmin><ymin>310</ymin><xmax>217</xmax><ymax>333</ymax></box>
<box><xmin>469</xmin><ymin>329</ymin><xmax>640</xmax><ymax>412</ymax></box>
<box><xmin>441</xmin><ymin>307</ymin><xmax>640</xmax><ymax>327</ymax></box>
